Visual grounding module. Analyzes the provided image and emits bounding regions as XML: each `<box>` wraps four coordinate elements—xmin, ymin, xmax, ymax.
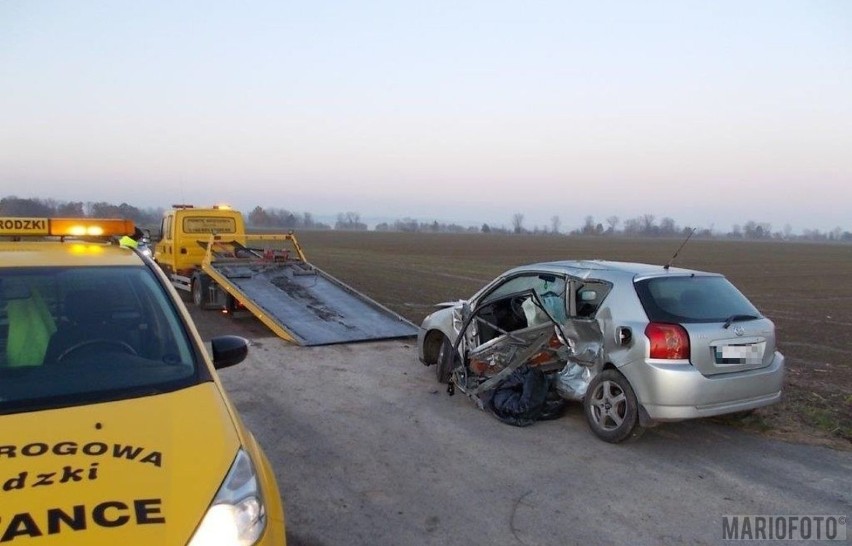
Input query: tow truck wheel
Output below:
<box><xmin>192</xmin><ymin>276</ymin><xmax>211</xmax><ymax>309</ymax></box>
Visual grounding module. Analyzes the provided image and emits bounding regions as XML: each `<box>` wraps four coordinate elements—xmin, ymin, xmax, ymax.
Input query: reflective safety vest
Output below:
<box><xmin>119</xmin><ymin>235</ymin><xmax>138</xmax><ymax>249</ymax></box>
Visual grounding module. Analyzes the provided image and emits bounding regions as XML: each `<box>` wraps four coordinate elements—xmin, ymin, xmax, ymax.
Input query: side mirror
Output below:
<box><xmin>211</xmin><ymin>335</ymin><xmax>249</xmax><ymax>369</ymax></box>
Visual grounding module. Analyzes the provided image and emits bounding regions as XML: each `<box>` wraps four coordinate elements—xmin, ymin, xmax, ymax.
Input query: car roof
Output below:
<box><xmin>511</xmin><ymin>259</ymin><xmax>716</xmax><ymax>280</ymax></box>
<box><xmin>0</xmin><ymin>241</ymin><xmax>144</xmax><ymax>268</ymax></box>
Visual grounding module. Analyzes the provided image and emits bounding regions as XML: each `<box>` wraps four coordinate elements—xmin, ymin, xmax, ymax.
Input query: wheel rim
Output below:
<box><xmin>589</xmin><ymin>380</ymin><xmax>627</xmax><ymax>431</ymax></box>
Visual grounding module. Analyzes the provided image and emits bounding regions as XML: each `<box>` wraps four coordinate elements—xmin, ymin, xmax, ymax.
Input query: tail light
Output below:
<box><xmin>645</xmin><ymin>323</ymin><xmax>690</xmax><ymax>360</ymax></box>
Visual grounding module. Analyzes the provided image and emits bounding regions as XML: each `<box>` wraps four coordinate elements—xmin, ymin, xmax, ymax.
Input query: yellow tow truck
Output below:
<box><xmin>153</xmin><ymin>205</ymin><xmax>418</xmax><ymax>345</ymax></box>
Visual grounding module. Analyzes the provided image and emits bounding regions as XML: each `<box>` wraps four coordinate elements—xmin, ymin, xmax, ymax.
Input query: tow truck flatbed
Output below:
<box><xmin>200</xmin><ymin>235</ymin><xmax>418</xmax><ymax>345</ymax></box>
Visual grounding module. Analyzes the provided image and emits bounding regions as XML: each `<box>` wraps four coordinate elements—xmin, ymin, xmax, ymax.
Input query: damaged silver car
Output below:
<box><xmin>417</xmin><ymin>261</ymin><xmax>785</xmax><ymax>443</ymax></box>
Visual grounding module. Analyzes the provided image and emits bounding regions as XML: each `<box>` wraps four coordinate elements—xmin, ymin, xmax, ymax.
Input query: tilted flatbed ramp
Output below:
<box><xmin>201</xmin><ymin>235</ymin><xmax>418</xmax><ymax>345</ymax></box>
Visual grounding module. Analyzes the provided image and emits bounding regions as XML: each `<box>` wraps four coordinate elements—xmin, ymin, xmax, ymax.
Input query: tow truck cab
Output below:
<box><xmin>153</xmin><ymin>204</ymin><xmax>246</xmax><ymax>281</ymax></box>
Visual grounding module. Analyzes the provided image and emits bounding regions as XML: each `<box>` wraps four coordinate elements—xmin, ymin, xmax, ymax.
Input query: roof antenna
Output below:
<box><xmin>664</xmin><ymin>227</ymin><xmax>696</xmax><ymax>270</ymax></box>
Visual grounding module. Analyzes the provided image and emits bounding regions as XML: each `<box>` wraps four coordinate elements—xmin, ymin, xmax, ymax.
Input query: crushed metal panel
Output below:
<box><xmin>451</xmin><ymin>288</ymin><xmax>608</xmax><ymax>411</ymax></box>
<box><xmin>555</xmin><ymin>319</ymin><xmax>605</xmax><ymax>400</ymax></box>
<box><xmin>467</xmin><ymin>325</ymin><xmax>558</xmax><ymax>381</ymax></box>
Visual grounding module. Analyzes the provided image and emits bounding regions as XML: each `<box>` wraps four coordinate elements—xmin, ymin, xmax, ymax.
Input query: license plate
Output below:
<box><xmin>715</xmin><ymin>342</ymin><xmax>765</xmax><ymax>365</ymax></box>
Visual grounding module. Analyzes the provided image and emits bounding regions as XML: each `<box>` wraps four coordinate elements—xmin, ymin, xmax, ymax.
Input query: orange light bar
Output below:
<box><xmin>0</xmin><ymin>217</ymin><xmax>135</xmax><ymax>238</ymax></box>
<box><xmin>49</xmin><ymin>218</ymin><xmax>135</xmax><ymax>237</ymax></box>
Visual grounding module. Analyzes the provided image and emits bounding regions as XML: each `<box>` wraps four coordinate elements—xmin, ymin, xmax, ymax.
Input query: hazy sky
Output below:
<box><xmin>1</xmin><ymin>1</ymin><xmax>850</xmax><ymax>232</ymax></box>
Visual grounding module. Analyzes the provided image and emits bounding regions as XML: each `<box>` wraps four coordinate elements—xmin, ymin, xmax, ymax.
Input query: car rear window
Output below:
<box><xmin>634</xmin><ymin>275</ymin><xmax>761</xmax><ymax>323</ymax></box>
<box><xmin>0</xmin><ymin>266</ymin><xmax>206</xmax><ymax>414</ymax></box>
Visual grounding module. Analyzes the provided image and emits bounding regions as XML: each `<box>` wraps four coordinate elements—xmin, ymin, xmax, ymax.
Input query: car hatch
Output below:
<box><xmin>634</xmin><ymin>274</ymin><xmax>776</xmax><ymax>376</ymax></box>
<box><xmin>681</xmin><ymin>318</ymin><xmax>777</xmax><ymax>375</ymax></box>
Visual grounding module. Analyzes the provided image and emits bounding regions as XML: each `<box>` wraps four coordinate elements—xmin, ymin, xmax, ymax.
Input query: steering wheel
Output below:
<box><xmin>510</xmin><ymin>296</ymin><xmax>527</xmax><ymax>320</ymax></box>
<box><xmin>57</xmin><ymin>339</ymin><xmax>138</xmax><ymax>362</ymax></box>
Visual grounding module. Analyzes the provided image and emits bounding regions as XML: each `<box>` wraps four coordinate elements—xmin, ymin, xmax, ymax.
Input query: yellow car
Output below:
<box><xmin>0</xmin><ymin>217</ymin><xmax>286</xmax><ymax>545</ymax></box>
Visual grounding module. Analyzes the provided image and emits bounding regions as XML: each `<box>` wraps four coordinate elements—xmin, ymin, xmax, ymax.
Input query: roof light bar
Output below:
<box><xmin>0</xmin><ymin>217</ymin><xmax>136</xmax><ymax>238</ymax></box>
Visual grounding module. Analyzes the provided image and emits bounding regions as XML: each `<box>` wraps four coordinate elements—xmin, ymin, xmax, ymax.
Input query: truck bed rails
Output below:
<box><xmin>201</xmin><ymin>236</ymin><xmax>418</xmax><ymax>345</ymax></box>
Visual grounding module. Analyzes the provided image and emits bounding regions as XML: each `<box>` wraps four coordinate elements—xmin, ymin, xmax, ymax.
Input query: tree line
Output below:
<box><xmin>0</xmin><ymin>197</ymin><xmax>164</xmax><ymax>227</ymax></box>
<box><xmin>505</xmin><ymin>213</ymin><xmax>852</xmax><ymax>243</ymax></box>
<box><xmin>1</xmin><ymin>196</ymin><xmax>849</xmax><ymax>243</ymax></box>
<box><xmin>247</xmin><ymin>206</ymin><xmax>331</xmax><ymax>230</ymax></box>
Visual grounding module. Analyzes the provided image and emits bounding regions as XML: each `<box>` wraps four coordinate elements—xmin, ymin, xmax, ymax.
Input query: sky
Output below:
<box><xmin>1</xmin><ymin>1</ymin><xmax>850</xmax><ymax>233</ymax></box>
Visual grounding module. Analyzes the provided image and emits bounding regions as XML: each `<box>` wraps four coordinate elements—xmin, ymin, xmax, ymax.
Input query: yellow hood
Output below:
<box><xmin>0</xmin><ymin>383</ymin><xmax>240</xmax><ymax>545</ymax></box>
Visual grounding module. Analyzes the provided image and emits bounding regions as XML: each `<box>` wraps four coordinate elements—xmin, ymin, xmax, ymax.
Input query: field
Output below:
<box><xmin>295</xmin><ymin>230</ymin><xmax>852</xmax><ymax>449</ymax></box>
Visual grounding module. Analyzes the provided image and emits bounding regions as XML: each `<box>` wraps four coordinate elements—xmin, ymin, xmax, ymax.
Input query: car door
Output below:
<box><xmin>461</xmin><ymin>272</ymin><xmax>570</xmax><ymax>380</ymax></box>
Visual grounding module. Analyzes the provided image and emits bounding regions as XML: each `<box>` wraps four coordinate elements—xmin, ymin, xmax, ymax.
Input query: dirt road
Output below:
<box><xmin>192</xmin><ymin>309</ymin><xmax>851</xmax><ymax>546</ymax></box>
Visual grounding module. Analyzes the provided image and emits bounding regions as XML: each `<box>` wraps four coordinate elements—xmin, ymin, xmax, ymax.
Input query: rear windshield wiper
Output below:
<box><xmin>723</xmin><ymin>314</ymin><xmax>759</xmax><ymax>329</ymax></box>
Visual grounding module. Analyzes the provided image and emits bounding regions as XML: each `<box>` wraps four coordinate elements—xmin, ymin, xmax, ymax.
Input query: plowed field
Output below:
<box><xmin>294</xmin><ymin>231</ymin><xmax>852</xmax><ymax>449</ymax></box>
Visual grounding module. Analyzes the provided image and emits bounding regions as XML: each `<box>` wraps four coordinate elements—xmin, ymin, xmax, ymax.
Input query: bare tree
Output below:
<box><xmin>659</xmin><ymin>217</ymin><xmax>677</xmax><ymax>236</ymax></box>
<box><xmin>512</xmin><ymin>213</ymin><xmax>525</xmax><ymax>234</ymax></box>
<box><xmin>335</xmin><ymin>211</ymin><xmax>367</xmax><ymax>230</ymax></box>
<box><xmin>550</xmin><ymin>215</ymin><xmax>561</xmax><ymax>235</ymax></box>
<box><xmin>248</xmin><ymin>206</ymin><xmax>271</xmax><ymax>226</ymax></box>
<box><xmin>641</xmin><ymin>214</ymin><xmax>656</xmax><ymax>234</ymax></box>
<box><xmin>605</xmin><ymin>215</ymin><xmax>619</xmax><ymax>233</ymax></box>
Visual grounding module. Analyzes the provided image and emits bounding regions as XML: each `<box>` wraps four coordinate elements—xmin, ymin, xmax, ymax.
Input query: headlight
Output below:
<box><xmin>188</xmin><ymin>449</ymin><xmax>267</xmax><ymax>546</ymax></box>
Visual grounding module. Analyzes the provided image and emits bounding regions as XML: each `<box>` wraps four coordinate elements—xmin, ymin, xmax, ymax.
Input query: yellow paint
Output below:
<box><xmin>0</xmin><ymin>242</ymin><xmax>136</xmax><ymax>267</ymax></box>
<box><xmin>0</xmin><ymin>217</ymin><xmax>49</xmax><ymax>236</ymax></box>
<box><xmin>154</xmin><ymin>207</ymin><xmax>246</xmax><ymax>272</ymax></box>
<box><xmin>0</xmin><ymin>384</ymin><xmax>283</xmax><ymax>545</ymax></box>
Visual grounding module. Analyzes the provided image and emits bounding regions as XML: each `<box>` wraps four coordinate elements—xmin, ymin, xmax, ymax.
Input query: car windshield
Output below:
<box><xmin>0</xmin><ymin>266</ymin><xmax>203</xmax><ymax>414</ymax></box>
<box><xmin>634</xmin><ymin>275</ymin><xmax>761</xmax><ymax>324</ymax></box>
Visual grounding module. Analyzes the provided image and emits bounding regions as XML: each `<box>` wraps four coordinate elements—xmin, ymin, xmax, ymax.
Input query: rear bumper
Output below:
<box><xmin>620</xmin><ymin>351</ymin><xmax>785</xmax><ymax>421</ymax></box>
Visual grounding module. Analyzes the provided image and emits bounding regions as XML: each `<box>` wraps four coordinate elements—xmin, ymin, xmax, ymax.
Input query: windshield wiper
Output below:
<box><xmin>723</xmin><ymin>314</ymin><xmax>759</xmax><ymax>329</ymax></box>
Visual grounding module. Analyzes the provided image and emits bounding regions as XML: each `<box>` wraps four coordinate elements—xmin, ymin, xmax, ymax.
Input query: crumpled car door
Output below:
<box><xmin>454</xmin><ymin>290</ymin><xmax>570</xmax><ymax>397</ymax></box>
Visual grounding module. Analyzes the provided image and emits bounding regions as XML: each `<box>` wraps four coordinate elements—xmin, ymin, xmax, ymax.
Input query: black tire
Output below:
<box><xmin>584</xmin><ymin>369</ymin><xmax>644</xmax><ymax>443</ymax></box>
<box><xmin>435</xmin><ymin>336</ymin><xmax>456</xmax><ymax>384</ymax></box>
<box><xmin>178</xmin><ymin>287</ymin><xmax>193</xmax><ymax>303</ymax></box>
<box><xmin>192</xmin><ymin>275</ymin><xmax>211</xmax><ymax>309</ymax></box>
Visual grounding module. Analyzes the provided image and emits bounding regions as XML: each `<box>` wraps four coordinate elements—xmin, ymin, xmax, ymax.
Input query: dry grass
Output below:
<box><xmin>296</xmin><ymin>230</ymin><xmax>852</xmax><ymax>450</ymax></box>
